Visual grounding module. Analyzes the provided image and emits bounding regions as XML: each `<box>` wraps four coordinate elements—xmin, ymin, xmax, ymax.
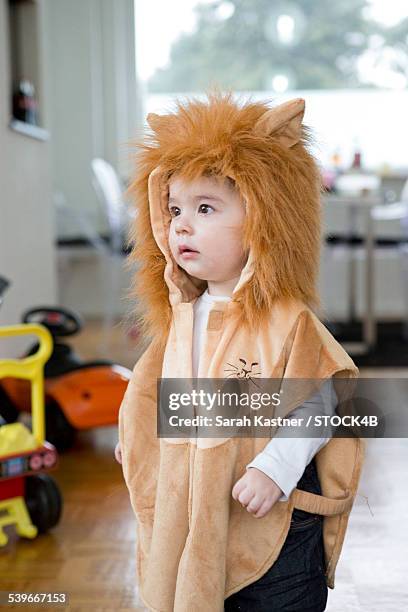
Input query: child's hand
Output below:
<box><xmin>114</xmin><ymin>441</ymin><xmax>122</xmax><ymax>464</ymax></box>
<box><xmin>232</xmin><ymin>467</ymin><xmax>284</xmax><ymax>519</ymax></box>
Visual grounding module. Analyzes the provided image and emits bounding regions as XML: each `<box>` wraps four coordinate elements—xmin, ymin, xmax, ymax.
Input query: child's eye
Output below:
<box><xmin>169</xmin><ymin>206</ymin><xmax>180</xmax><ymax>217</ymax></box>
<box><xmin>198</xmin><ymin>203</ymin><xmax>214</xmax><ymax>214</ymax></box>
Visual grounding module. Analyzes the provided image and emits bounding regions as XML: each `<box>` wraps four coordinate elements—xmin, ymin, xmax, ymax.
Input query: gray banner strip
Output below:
<box><xmin>156</xmin><ymin>378</ymin><xmax>408</xmax><ymax>438</ymax></box>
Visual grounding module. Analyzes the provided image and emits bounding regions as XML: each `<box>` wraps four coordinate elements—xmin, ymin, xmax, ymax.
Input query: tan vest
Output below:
<box><xmin>119</xmin><ymin>296</ymin><xmax>366</xmax><ymax>612</ymax></box>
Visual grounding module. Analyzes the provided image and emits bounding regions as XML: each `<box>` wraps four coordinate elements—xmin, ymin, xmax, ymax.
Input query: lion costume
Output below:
<box><xmin>119</xmin><ymin>92</ymin><xmax>366</xmax><ymax>611</ymax></box>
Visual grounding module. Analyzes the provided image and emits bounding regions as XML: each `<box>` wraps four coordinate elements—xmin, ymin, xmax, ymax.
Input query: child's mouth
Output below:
<box><xmin>180</xmin><ymin>249</ymin><xmax>199</xmax><ymax>259</ymax></box>
<box><xmin>178</xmin><ymin>245</ymin><xmax>199</xmax><ymax>259</ymax></box>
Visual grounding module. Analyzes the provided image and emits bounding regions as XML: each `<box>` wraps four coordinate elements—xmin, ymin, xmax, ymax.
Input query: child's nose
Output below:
<box><xmin>175</xmin><ymin>214</ymin><xmax>193</xmax><ymax>234</ymax></box>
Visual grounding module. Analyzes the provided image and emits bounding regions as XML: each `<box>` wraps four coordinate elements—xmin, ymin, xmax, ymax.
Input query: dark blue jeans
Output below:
<box><xmin>224</xmin><ymin>458</ymin><xmax>328</xmax><ymax>611</ymax></box>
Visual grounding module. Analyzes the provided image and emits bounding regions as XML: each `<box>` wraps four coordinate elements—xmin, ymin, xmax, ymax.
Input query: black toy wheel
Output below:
<box><xmin>22</xmin><ymin>306</ymin><xmax>83</xmax><ymax>337</ymax></box>
<box><xmin>0</xmin><ymin>384</ymin><xmax>19</xmax><ymax>423</ymax></box>
<box><xmin>25</xmin><ymin>473</ymin><xmax>62</xmax><ymax>533</ymax></box>
<box><xmin>45</xmin><ymin>401</ymin><xmax>76</xmax><ymax>452</ymax></box>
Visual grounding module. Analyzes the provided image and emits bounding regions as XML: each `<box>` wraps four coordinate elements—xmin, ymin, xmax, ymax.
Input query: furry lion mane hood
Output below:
<box><xmin>126</xmin><ymin>90</ymin><xmax>324</xmax><ymax>349</ymax></box>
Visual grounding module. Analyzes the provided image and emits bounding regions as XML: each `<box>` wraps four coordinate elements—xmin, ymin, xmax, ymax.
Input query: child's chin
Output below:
<box><xmin>179</xmin><ymin>261</ymin><xmax>206</xmax><ymax>278</ymax></box>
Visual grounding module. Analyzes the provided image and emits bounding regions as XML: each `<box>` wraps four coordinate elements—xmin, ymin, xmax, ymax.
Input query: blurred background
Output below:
<box><xmin>2</xmin><ymin>0</ymin><xmax>408</xmax><ymax>365</ymax></box>
<box><xmin>0</xmin><ymin>0</ymin><xmax>407</xmax><ymax>610</ymax></box>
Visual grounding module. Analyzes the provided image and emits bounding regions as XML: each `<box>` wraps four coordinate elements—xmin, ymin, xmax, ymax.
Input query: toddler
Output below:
<box><xmin>116</xmin><ymin>92</ymin><xmax>365</xmax><ymax>612</ymax></box>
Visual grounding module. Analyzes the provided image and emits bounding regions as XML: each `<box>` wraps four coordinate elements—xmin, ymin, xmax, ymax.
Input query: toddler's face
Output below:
<box><xmin>168</xmin><ymin>174</ymin><xmax>247</xmax><ymax>285</ymax></box>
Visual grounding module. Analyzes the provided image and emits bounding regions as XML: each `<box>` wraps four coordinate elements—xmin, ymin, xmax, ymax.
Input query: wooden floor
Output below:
<box><xmin>0</xmin><ymin>319</ymin><xmax>407</xmax><ymax>611</ymax></box>
<box><xmin>0</xmin><ymin>319</ymin><xmax>145</xmax><ymax>611</ymax></box>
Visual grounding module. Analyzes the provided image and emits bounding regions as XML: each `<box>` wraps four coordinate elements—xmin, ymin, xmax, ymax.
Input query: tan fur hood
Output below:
<box><xmin>127</xmin><ymin>92</ymin><xmax>323</xmax><ymax>347</ymax></box>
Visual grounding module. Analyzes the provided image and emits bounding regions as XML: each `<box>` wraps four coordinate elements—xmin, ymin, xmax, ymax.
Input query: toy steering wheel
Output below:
<box><xmin>22</xmin><ymin>307</ymin><xmax>83</xmax><ymax>337</ymax></box>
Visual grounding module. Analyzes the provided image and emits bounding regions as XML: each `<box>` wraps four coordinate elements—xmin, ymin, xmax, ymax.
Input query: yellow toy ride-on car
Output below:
<box><xmin>0</xmin><ymin>324</ymin><xmax>62</xmax><ymax>546</ymax></box>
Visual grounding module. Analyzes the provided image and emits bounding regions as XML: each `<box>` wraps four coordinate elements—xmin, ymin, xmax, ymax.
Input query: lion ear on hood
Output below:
<box><xmin>253</xmin><ymin>98</ymin><xmax>305</xmax><ymax>148</ymax></box>
<box><xmin>146</xmin><ymin>112</ymin><xmax>173</xmax><ymax>132</ymax></box>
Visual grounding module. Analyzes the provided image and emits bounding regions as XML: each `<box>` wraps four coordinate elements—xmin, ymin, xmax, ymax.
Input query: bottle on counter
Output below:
<box><xmin>350</xmin><ymin>138</ymin><xmax>362</xmax><ymax>170</ymax></box>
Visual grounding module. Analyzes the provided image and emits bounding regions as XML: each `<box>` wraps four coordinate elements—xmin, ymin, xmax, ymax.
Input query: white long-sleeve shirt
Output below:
<box><xmin>193</xmin><ymin>289</ymin><xmax>337</xmax><ymax>502</ymax></box>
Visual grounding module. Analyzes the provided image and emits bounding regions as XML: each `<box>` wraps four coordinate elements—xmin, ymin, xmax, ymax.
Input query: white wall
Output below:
<box><xmin>41</xmin><ymin>0</ymin><xmax>141</xmax><ymax>318</ymax></box>
<box><xmin>0</xmin><ymin>0</ymin><xmax>57</xmax><ymax>347</ymax></box>
<box><xmin>1</xmin><ymin>0</ymin><xmax>141</xmax><ymax>331</ymax></box>
<box><xmin>42</xmin><ymin>0</ymin><xmax>142</xmax><ymax>238</ymax></box>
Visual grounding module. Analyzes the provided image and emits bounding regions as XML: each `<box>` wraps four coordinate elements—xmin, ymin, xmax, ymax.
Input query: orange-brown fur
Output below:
<box><xmin>125</xmin><ymin>91</ymin><xmax>323</xmax><ymax>350</ymax></box>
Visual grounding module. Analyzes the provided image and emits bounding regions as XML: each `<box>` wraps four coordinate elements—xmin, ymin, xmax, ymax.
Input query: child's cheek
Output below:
<box><xmin>168</xmin><ymin>225</ymin><xmax>178</xmax><ymax>258</ymax></box>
